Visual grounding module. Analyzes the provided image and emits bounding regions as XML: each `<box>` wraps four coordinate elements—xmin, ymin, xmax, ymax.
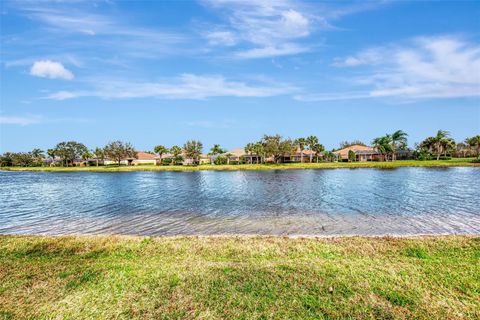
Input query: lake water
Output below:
<box><xmin>1</xmin><ymin>168</ymin><xmax>479</xmax><ymax>236</ymax></box>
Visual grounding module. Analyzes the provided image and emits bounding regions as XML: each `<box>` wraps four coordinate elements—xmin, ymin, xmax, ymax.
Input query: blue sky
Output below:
<box><xmin>1</xmin><ymin>0</ymin><xmax>479</xmax><ymax>152</ymax></box>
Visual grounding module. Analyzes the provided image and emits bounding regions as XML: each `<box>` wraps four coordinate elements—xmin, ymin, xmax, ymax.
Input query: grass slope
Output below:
<box><xmin>1</xmin><ymin>158</ymin><xmax>479</xmax><ymax>172</ymax></box>
<box><xmin>0</xmin><ymin>235</ymin><xmax>478</xmax><ymax>319</ymax></box>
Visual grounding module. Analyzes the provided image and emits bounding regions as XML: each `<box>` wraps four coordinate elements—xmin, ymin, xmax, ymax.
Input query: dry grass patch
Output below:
<box><xmin>0</xmin><ymin>235</ymin><xmax>478</xmax><ymax>319</ymax></box>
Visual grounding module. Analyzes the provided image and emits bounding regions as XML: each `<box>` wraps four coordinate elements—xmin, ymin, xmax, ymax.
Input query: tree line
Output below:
<box><xmin>1</xmin><ymin>131</ymin><xmax>479</xmax><ymax>167</ymax></box>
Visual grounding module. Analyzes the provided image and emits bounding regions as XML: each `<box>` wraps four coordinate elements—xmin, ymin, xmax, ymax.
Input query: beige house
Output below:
<box><xmin>333</xmin><ymin>145</ymin><xmax>380</xmax><ymax>162</ymax></box>
<box><xmin>104</xmin><ymin>151</ymin><xmax>158</xmax><ymax>165</ymax></box>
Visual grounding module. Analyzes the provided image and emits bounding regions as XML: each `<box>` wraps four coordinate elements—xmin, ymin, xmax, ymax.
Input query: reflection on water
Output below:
<box><xmin>0</xmin><ymin>168</ymin><xmax>479</xmax><ymax>236</ymax></box>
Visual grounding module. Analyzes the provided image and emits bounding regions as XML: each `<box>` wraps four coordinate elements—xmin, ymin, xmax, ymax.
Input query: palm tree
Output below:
<box><xmin>312</xmin><ymin>143</ymin><xmax>325</xmax><ymax>163</ymax></box>
<box><xmin>244</xmin><ymin>143</ymin><xmax>254</xmax><ymax>164</ymax></box>
<box><xmin>252</xmin><ymin>142</ymin><xmax>264</xmax><ymax>164</ymax></box>
<box><xmin>47</xmin><ymin>148</ymin><xmax>56</xmax><ymax>166</ymax></box>
<box><xmin>170</xmin><ymin>145</ymin><xmax>182</xmax><ymax>165</ymax></box>
<box><xmin>154</xmin><ymin>145</ymin><xmax>168</xmax><ymax>165</ymax></box>
<box><xmin>208</xmin><ymin>144</ymin><xmax>226</xmax><ymax>164</ymax></box>
<box><xmin>94</xmin><ymin>147</ymin><xmax>105</xmax><ymax>166</ymax></box>
<box><xmin>390</xmin><ymin>130</ymin><xmax>408</xmax><ymax>161</ymax></box>
<box><xmin>82</xmin><ymin>150</ymin><xmax>93</xmax><ymax>166</ymax></box>
<box><xmin>183</xmin><ymin>140</ymin><xmax>203</xmax><ymax>165</ymax></box>
<box><xmin>372</xmin><ymin>135</ymin><xmax>393</xmax><ymax>161</ymax></box>
<box><xmin>295</xmin><ymin>137</ymin><xmax>307</xmax><ymax>163</ymax></box>
<box><xmin>225</xmin><ymin>153</ymin><xmax>233</xmax><ymax>165</ymax></box>
<box><xmin>306</xmin><ymin>135</ymin><xmax>318</xmax><ymax>163</ymax></box>
<box><xmin>432</xmin><ymin>130</ymin><xmax>450</xmax><ymax>160</ymax></box>
<box><xmin>466</xmin><ymin>135</ymin><xmax>480</xmax><ymax>159</ymax></box>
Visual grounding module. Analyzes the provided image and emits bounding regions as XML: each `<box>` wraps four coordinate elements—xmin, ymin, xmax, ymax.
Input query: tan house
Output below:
<box><xmin>333</xmin><ymin>145</ymin><xmax>380</xmax><ymax>162</ymax></box>
<box><xmin>104</xmin><ymin>151</ymin><xmax>158</xmax><ymax>165</ymax></box>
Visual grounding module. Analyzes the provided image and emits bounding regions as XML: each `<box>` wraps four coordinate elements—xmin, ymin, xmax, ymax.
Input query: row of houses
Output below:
<box><xmin>59</xmin><ymin>144</ymin><xmax>412</xmax><ymax>166</ymax></box>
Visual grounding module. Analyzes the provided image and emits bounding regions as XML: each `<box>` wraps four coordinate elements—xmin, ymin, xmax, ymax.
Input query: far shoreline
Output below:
<box><xmin>1</xmin><ymin>158</ymin><xmax>479</xmax><ymax>172</ymax></box>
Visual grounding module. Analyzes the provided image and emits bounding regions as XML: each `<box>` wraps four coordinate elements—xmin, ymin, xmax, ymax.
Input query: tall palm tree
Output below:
<box><xmin>154</xmin><ymin>145</ymin><xmax>168</xmax><ymax>165</ymax></box>
<box><xmin>209</xmin><ymin>144</ymin><xmax>226</xmax><ymax>164</ymax></box>
<box><xmin>466</xmin><ymin>135</ymin><xmax>480</xmax><ymax>158</ymax></box>
<box><xmin>306</xmin><ymin>135</ymin><xmax>318</xmax><ymax>163</ymax></box>
<box><xmin>390</xmin><ymin>130</ymin><xmax>408</xmax><ymax>161</ymax></box>
<box><xmin>170</xmin><ymin>145</ymin><xmax>182</xmax><ymax>165</ymax></box>
<box><xmin>94</xmin><ymin>147</ymin><xmax>105</xmax><ymax>166</ymax></box>
<box><xmin>47</xmin><ymin>148</ymin><xmax>56</xmax><ymax>166</ymax></box>
<box><xmin>252</xmin><ymin>142</ymin><xmax>264</xmax><ymax>164</ymax></box>
<box><xmin>82</xmin><ymin>150</ymin><xmax>93</xmax><ymax>166</ymax></box>
<box><xmin>312</xmin><ymin>143</ymin><xmax>325</xmax><ymax>163</ymax></box>
<box><xmin>372</xmin><ymin>135</ymin><xmax>393</xmax><ymax>161</ymax></box>
<box><xmin>244</xmin><ymin>143</ymin><xmax>254</xmax><ymax>164</ymax></box>
<box><xmin>432</xmin><ymin>130</ymin><xmax>450</xmax><ymax>160</ymax></box>
<box><xmin>183</xmin><ymin>140</ymin><xmax>203</xmax><ymax>165</ymax></box>
<box><xmin>295</xmin><ymin>137</ymin><xmax>307</xmax><ymax>163</ymax></box>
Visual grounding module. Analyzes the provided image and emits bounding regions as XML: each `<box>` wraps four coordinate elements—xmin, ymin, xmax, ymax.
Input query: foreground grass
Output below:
<box><xmin>0</xmin><ymin>236</ymin><xmax>478</xmax><ymax>319</ymax></box>
<box><xmin>2</xmin><ymin>158</ymin><xmax>479</xmax><ymax>172</ymax></box>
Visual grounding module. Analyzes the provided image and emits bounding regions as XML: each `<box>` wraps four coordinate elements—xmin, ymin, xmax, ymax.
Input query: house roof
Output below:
<box><xmin>227</xmin><ymin>148</ymin><xmax>245</xmax><ymax>157</ymax></box>
<box><xmin>135</xmin><ymin>152</ymin><xmax>157</xmax><ymax>160</ymax></box>
<box><xmin>333</xmin><ymin>145</ymin><xmax>376</xmax><ymax>157</ymax></box>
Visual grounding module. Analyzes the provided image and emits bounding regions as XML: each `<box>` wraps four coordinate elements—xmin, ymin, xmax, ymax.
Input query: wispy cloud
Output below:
<box><xmin>30</xmin><ymin>60</ymin><xmax>74</xmax><ymax>80</ymax></box>
<box><xmin>200</xmin><ymin>0</ymin><xmax>313</xmax><ymax>58</ymax></box>
<box><xmin>46</xmin><ymin>74</ymin><xmax>297</xmax><ymax>100</ymax></box>
<box><xmin>302</xmin><ymin>35</ymin><xmax>480</xmax><ymax>101</ymax></box>
<box><xmin>0</xmin><ymin>115</ymin><xmax>42</xmax><ymax>126</ymax></box>
<box><xmin>200</xmin><ymin>0</ymin><xmax>388</xmax><ymax>59</ymax></box>
<box><xmin>3</xmin><ymin>2</ymin><xmax>189</xmax><ymax>65</ymax></box>
<box><xmin>0</xmin><ymin>114</ymin><xmax>92</xmax><ymax>126</ymax></box>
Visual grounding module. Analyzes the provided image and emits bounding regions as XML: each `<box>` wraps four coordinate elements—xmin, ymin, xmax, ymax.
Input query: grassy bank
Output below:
<box><xmin>1</xmin><ymin>158</ymin><xmax>479</xmax><ymax>172</ymax></box>
<box><xmin>0</xmin><ymin>235</ymin><xmax>478</xmax><ymax>319</ymax></box>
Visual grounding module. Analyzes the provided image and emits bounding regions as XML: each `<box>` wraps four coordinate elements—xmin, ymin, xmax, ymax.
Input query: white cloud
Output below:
<box><xmin>312</xmin><ymin>35</ymin><xmax>480</xmax><ymax>101</ymax></box>
<box><xmin>235</xmin><ymin>43</ymin><xmax>309</xmax><ymax>59</ymax></box>
<box><xmin>0</xmin><ymin>115</ymin><xmax>42</xmax><ymax>126</ymax></box>
<box><xmin>30</xmin><ymin>60</ymin><xmax>74</xmax><ymax>80</ymax></box>
<box><xmin>46</xmin><ymin>74</ymin><xmax>297</xmax><ymax>100</ymax></box>
<box><xmin>201</xmin><ymin>0</ymin><xmax>312</xmax><ymax>58</ymax></box>
<box><xmin>204</xmin><ymin>31</ymin><xmax>237</xmax><ymax>46</ymax></box>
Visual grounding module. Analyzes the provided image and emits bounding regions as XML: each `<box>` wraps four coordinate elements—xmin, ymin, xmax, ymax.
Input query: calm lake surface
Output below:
<box><xmin>1</xmin><ymin>168</ymin><xmax>479</xmax><ymax>236</ymax></box>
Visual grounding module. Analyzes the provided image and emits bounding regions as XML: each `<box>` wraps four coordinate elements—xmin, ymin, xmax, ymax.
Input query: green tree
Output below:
<box><xmin>47</xmin><ymin>148</ymin><xmax>56</xmax><ymax>165</ymax></box>
<box><xmin>279</xmin><ymin>139</ymin><xmax>296</xmax><ymax>163</ymax></box>
<box><xmin>54</xmin><ymin>141</ymin><xmax>88</xmax><ymax>166</ymax></box>
<box><xmin>252</xmin><ymin>142</ymin><xmax>265</xmax><ymax>164</ymax></box>
<box><xmin>432</xmin><ymin>130</ymin><xmax>450</xmax><ymax>160</ymax></box>
<box><xmin>208</xmin><ymin>144</ymin><xmax>226</xmax><ymax>164</ymax></box>
<box><xmin>104</xmin><ymin>141</ymin><xmax>137</xmax><ymax>166</ymax></box>
<box><xmin>244</xmin><ymin>143</ymin><xmax>254</xmax><ymax>164</ymax></box>
<box><xmin>306</xmin><ymin>135</ymin><xmax>318</xmax><ymax>163</ymax></box>
<box><xmin>94</xmin><ymin>147</ymin><xmax>105</xmax><ymax>166</ymax></box>
<box><xmin>170</xmin><ymin>145</ymin><xmax>182</xmax><ymax>165</ymax></box>
<box><xmin>390</xmin><ymin>130</ymin><xmax>408</xmax><ymax>161</ymax></box>
<box><xmin>348</xmin><ymin>150</ymin><xmax>356</xmax><ymax>162</ymax></box>
<box><xmin>183</xmin><ymin>140</ymin><xmax>203</xmax><ymax>165</ymax></box>
<box><xmin>466</xmin><ymin>135</ymin><xmax>480</xmax><ymax>158</ymax></box>
<box><xmin>81</xmin><ymin>150</ymin><xmax>93</xmax><ymax>166</ymax></box>
<box><xmin>312</xmin><ymin>143</ymin><xmax>325</xmax><ymax>163</ymax></box>
<box><xmin>372</xmin><ymin>135</ymin><xmax>393</xmax><ymax>161</ymax></box>
<box><xmin>154</xmin><ymin>145</ymin><xmax>168</xmax><ymax>165</ymax></box>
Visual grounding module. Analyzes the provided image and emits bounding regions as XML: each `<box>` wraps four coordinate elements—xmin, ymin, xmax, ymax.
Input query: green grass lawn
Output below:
<box><xmin>2</xmin><ymin>158</ymin><xmax>479</xmax><ymax>172</ymax></box>
<box><xmin>0</xmin><ymin>235</ymin><xmax>478</xmax><ymax>319</ymax></box>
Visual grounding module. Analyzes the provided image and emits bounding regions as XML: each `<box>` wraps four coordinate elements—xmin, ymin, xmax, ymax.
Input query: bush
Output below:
<box><xmin>214</xmin><ymin>155</ymin><xmax>227</xmax><ymax>165</ymax></box>
<box><xmin>161</xmin><ymin>158</ymin><xmax>173</xmax><ymax>165</ymax></box>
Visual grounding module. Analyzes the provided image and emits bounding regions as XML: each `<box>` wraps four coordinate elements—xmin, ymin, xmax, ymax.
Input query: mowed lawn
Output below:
<box><xmin>0</xmin><ymin>236</ymin><xmax>478</xmax><ymax>319</ymax></box>
<box><xmin>1</xmin><ymin>158</ymin><xmax>479</xmax><ymax>172</ymax></box>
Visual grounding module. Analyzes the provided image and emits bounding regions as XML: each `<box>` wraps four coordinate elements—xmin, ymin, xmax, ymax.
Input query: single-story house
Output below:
<box><xmin>334</xmin><ymin>145</ymin><xmax>380</xmax><ymax>162</ymax></box>
<box><xmin>104</xmin><ymin>151</ymin><xmax>158</xmax><ymax>166</ymax></box>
